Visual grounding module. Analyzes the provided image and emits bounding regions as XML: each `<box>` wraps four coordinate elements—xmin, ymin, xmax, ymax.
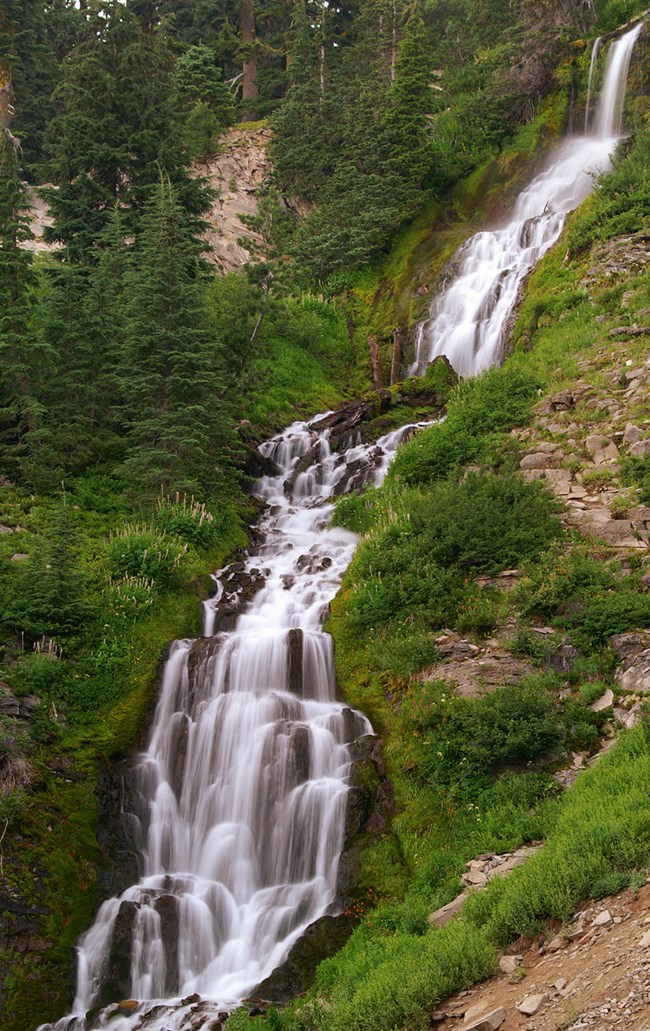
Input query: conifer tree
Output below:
<box><xmin>44</xmin><ymin>4</ymin><xmax>208</xmax><ymax>261</ymax></box>
<box><xmin>174</xmin><ymin>44</ymin><xmax>236</xmax><ymax>158</ymax></box>
<box><xmin>380</xmin><ymin>2</ymin><xmax>432</xmax><ymax>190</ymax></box>
<box><xmin>120</xmin><ymin>175</ymin><xmax>234</xmax><ymax>497</ymax></box>
<box><xmin>271</xmin><ymin>2</ymin><xmax>333</xmax><ymax>200</ymax></box>
<box><xmin>0</xmin><ymin>132</ymin><xmax>50</xmax><ymax>473</ymax></box>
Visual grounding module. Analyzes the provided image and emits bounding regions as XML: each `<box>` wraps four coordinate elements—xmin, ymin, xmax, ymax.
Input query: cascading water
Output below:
<box><xmin>39</xmin><ymin>419</ymin><xmax>426</xmax><ymax>1031</ymax></box>
<box><xmin>41</xmin><ymin>20</ymin><xmax>643</xmax><ymax>1031</ymax></box>
<box><xmin>410</xmin><ymin>22</ymin><xmax>644</xmax><ymax>378</ymax></box>
<box><xmin>584</xmin><ymin>35</ymin><xmax>603</xmax><ymax>130</ymax></box>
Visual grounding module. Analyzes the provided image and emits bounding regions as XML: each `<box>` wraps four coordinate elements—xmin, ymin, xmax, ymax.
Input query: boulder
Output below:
<box><xmin>428</xmin><ymin>892</ymin><xmax>468</xmax><ymax>927</ymax></box>
<box><xmin>254</xmin><ymin>914</ymin><xmax>357</xmax><ymax>1003</ymax></box>
<box><xmin>517</xmin><ymin>994</ymin><xmax>547</xmax><ymax>1016</ymax></box>
<box><xmin>590</xmin><ymin>688</ymin><xmax>614</xmax><ymax>712</ymax></box>
<box><xmin>461</xmin><ymin>1006</ymin><xmax>506</xmax><ymax>1030</ymax></box>
<box><xmin>287</xmin><ymin>627</ymin><xmax>304</xmax><ymax>696</ymax></box>
<box><xmin>519</xmin><ymin>452</ymin><xmax>553</xmax><ymax>470</ymax></box>
<box><xmin>629</xmin><ymin>439</ymin><xmax>650</xmax><ymax>458</ymax></box>
<box><xmin>591</xmin><ymin>909</ymin><xmax>613</xmax><ymax>927</ymax></box>
<box><xmin>498</xmin><ymin>955</ymin><xmax>523</xmax><ymax>973</ymax></box>
<box><xmin>585</xmin><ymin>434</ymin><xmax>619</xmax><ymax>465</ymax></box>
<box><xmin>623</xmin><ymin>422</ymin><xmax>642</xmax><ymax>445</ymax></box>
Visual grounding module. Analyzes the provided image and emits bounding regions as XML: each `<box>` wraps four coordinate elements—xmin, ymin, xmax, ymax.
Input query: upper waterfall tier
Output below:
<box><xmin>410</xmin><ymin>22</ymin><xmax>643</xmax><ymax>379</ymax></box>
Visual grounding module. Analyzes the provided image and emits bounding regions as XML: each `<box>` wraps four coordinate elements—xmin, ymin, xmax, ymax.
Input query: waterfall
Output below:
<box><xmin>410</xmin><ymin>22</ymin><xmax>643</xmax><ymax>378</ymax></box>
<box><xmin>39</xmin><ymin>420</ymin><xmax>426</xmax><ymax>1031</ymax></box>
<box><xmin>40</xmin><ymin>19</ymin><xmax>643</xmax><ymax>1031</ymax></box>
<box><xmin>584</xmin><ymin>36</ymin><xmax>602</xmax><ymax>131</ymax></box>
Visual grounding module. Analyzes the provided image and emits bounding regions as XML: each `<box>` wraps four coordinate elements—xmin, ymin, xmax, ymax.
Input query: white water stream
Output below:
<box><xmin>410</xmin><ymin>22</ymin><xmax>643</xmax><ymax>378</ymax></box>
<box><xmin>40</xmin><ymin>420</ymin><xmax>424</xmax><ymax>1031</ymax></box>
<box><xmin>40</xmin><ymin>20</ymin><xmax>643</xmax><ymax>1031</ymax></box>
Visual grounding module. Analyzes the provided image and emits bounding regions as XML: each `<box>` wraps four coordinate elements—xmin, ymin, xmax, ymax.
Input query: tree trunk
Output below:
<box><xmin>390</xmin><ymin>0</ymin><xmax>398</xmax><ymax>84</ymax></box>
<box><xmin>240</xmin><ymin>0</ymin><xmax>258</xmax><ymax>119</ymax></box>
<box><xmin>0</xmin><ymin>57</ymin><xmax>12</xmax><ymax>130</ymax></box>
<box><xmin>390</xmin><ymin>327</ymin><xmax>405</xmax><ymax>386</ymax></box>
<box><xmin>368</xmin><ymin>336</ymin><xmax>381</xmax><ymax>390</ymax></box>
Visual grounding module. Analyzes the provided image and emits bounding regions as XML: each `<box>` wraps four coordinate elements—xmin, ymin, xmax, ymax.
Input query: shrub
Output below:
<box><xmin>106</xmin><ymin>525</ymin><xmax>189</xmax><ymax>588</ymax></box>
<box><xmin>621</xmin><ymin>452</ymin><xmax>650</xmax><ymax>505</ymax></box>
<box><xmin>9</xmin><ymin>651</ymin><xmax>61</xmax><ymax>697</ymax></box>
<box><xmin>405</xmin><ymin>678</ymin><xmax>564</xmax><ymax>785</ymax></box>
<box><xmin>588</xmin><ymin>870</ymin><xmax>629</xmax><ymax>900</ymax></box>
<box><xmin>516</xmin><ymin>545</ymin><xmax>615</xmax><ymax>620</ymax></box>
<box><xmin>154</xmin><ymin>493</ymin><xmax>220</xmax><ymax>550</ymax></box>
<box><xmin>412</xmin><ymin>472</ymin><xmax>561</xmax><ymax>575</ymax></box>
<box><xmin>389</xmin><ymin>365</ymin><xmax>540</xmax><ymax>486</ymax></box>
<box><xmin>456</xmin><ymin>589</ymin><xmax>498</xmax><ymax>638</ymax></box>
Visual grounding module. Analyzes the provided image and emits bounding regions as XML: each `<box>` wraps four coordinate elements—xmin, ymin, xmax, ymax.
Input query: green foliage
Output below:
<box><xmin>388</xmin><ymin>366</ymin><xmax>540</xmax><ymax>486</ymax></box>
<box><xmin>2</xmin><ymin>503</ymin><xmax>91</xmax><ymax>645</ymax></box>
<box><xmin>588</xmin><ymin>869</ymin><xmax>630</xmax><ymax>899</ymax></box>
<box><xmin>621</xmin><ymin>451</ymin><xmax>650</xmax><ymax>504</ymax></box>
<box><xmin>405</xmin><ymin>678</ymin><xmax>564</xmax><ymax>785</ymax></box>
<box><xmin>339</xmin><ymin>470</ymin><xmax>559</xmax><ymax>651</ymax></box>
<box><xmin>106</xmin><ymin>525</ymin><xmax>189</xmax><ymax>589</ymax></box>
<box><xmin>464</xmin><ymin>728</ymin><xmax>650</xmax><ymax>942</ymax></box>
<box><xmin>43</xmin><ymin>3</ymin><xmax>209</xmax><ymax>261</ymax></box>
<box><xmin>516</xmin><ymin>544</ymin><xmax>650</xmax><ymax>646</ymax></box>
<box><xmin>154</xmin><ymin>493</ymin><xmax>223</xmax><ymax>550</ymax></box>
<box><xmin>410</xmin><ymin>472</ymin><xmax>561</xmax><ymax>575</ymax></box>
<box><xmin>120</xmin><ymin>174</ymin><xmax>235</xmax><ymax>496</ymax></box>
<box><xmin>174</xmin><ymin>45</ymin><xmax>236</xmax><ymax>158</ymax></box>
<box><xmin>10</xmin><ymin>651</ymin><xmax>60</xmax><ymax>697</ymax></box>
<box><xmin>304</xmin><ymin>918</ymin><xmax>496</xmax><ymax>1031</ymax></box>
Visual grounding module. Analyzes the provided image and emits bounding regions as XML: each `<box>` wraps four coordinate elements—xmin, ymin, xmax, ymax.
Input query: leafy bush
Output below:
<box><xmin>588</xmin><ymin>870</ymin><xmax>629</xmax><ymax>899</ymax></box>
<box><xmin>621</xmin><ymin>452</ymin><xmax>650</xmax><ymax>505</ymax></box>
<box><xmin>389</xmin><ymin>366</ymin><xmax>540</xmax><ymax>486</ymax></box>
<box><xmin>154</xmin><ymin>493</ymin><xmax>220</xmax><ymax>550</ymax></box>
<box><xmin>576</xmin><ymin>591</ymin><xmax>650</xmax><ymax>647</ymax></box>
<box><xmin>106</xmin><ymin>525</ymin><xmax>189</xmax><ymax>588</ymax></box>
<box><xmin>9</xmin><ymin>652</ymin><xmax>60</xmax><ymax>697</ymax></box>
<box><xmin>405</xmin><ymin>678</ymin><xmax>564</xmax><ymax>785</ymax></box>
<box><xmin>456</xmin><ymin>589</ymin><xmax>498</xmax><ymax>638</ymax></box>
<box><xmin>516</xmin><ymin>545</ymin><xmax>615</xmax><ymax>620</ymax></box>
<box><xmin>411</xmin><ymin>472</ymin><xmax>561</xmax><ymax>575</ymax></box>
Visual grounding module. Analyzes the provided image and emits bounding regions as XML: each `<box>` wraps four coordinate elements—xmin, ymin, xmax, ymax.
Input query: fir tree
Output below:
<box><xmin>44</xmin><ymin>4</ymin><xmax>208</xmax><ymax>261</ymax></box>
<box><xmin>0</xmin><ymin>132</ymin><xmax>50</xmax><ymax>472</ymax></box>
<box><xmin>380</xmin><ymin>2</ymin><xmax>432</xmax><ymax>190</ymax></box>
<box><xmin>120</xmin><ymin>175</ymin><xmax>234</xmax><ymax>497</ymax></box>
<box><xmin>174</xmin><ymin>44</ymin><xmax>236</xmax><ymax>158</ymax></box>
<box><xmin>271</xmin><ymin>1</ymin><xmax>334</xmax><ymax>200</ymax></box>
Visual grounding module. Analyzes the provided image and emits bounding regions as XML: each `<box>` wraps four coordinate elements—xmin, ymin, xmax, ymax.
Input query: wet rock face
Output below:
<box><xmin>207</xmin><ymin>563</ymin><xmax>268</xmax><ymax>633</ymax></box>
<box><xmin>97</xmin><ymin>899</ymin><xmax>139</xmax><ymax>1008</ymax></box>
<box><xmin>153</xmin><ymin>895</ymin><xmax>180</xmax><ymax>995</ymax></box>
<box><xmin>252</xmin><ymin>914</ymin><xmax>357</xmax><ymax>1004</ymax></box>
<box><xmin>95</xmin><ymin>760</ymin><xmax>141</xmax><ymax>899</ymax></box>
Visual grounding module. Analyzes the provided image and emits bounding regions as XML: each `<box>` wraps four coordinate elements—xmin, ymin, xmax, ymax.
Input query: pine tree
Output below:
<box><xmin>44</xmin><ymin>4</ymin><xmax>208</xmax><ymax>261</ymax></box>
<box><xmin>120</xmin><ymin>175</ymin><xmax>234</xmax><ymax>497</ymax></box>
<box><xmin>174</xmin><ymin>44</ymin><xmax>236</xmax><ymax>158</ymax></box>
<box><xmin>380</xmin><ymin>2</ymin><xmax>432</xmax><ymax>189</ymax></box>
<box><xmin>271</xmin><ymin>2</ymin><xmax>333</xmax><ymax>200</ymax></box>
<box><xmin>0</xmin><ymin>131</ymin><xmax>50</xmax><ymax>473</ymax></box>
